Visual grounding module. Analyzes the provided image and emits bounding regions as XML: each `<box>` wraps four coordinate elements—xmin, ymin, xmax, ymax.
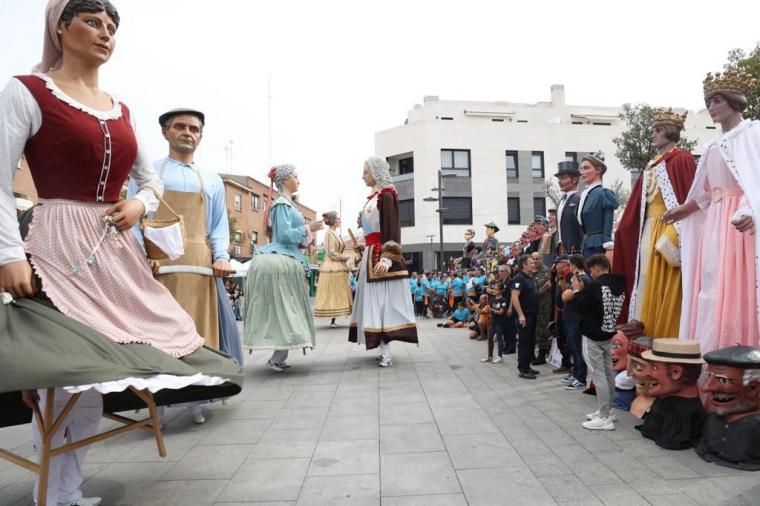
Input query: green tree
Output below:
<box><xmin>612</xmin><ymin>104</ymin><xmax>699</xmax><ymax>172</ymax></box>
<box><xmin>726</xmin><ymin>43</ymin><xmax>760</xmax><ymax>120</ymax></box>
<box><xmin>228</xmin><ymin>215</ymin><xmax>238</xmax><ymax>243</ymax></box>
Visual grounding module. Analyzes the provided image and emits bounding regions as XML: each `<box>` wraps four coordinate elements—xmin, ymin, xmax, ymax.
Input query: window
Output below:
<box><xmin>250</xmin><ymin>230</ymin><xmax>259</xmax><ymax>244</ymax></box>
<box><xmin>506</xmin><ymin>150</ymin><xmax>519</xmax><ymax>178</ymax></box>
<box><xmin>234</xmin><ymin>193</ymin><xmax>242</xmax><ymax>212</ymax></box>
<box><xmin>441</xmin><ymin>149</ymin><xmax>471</xmax><ymax>177</ymax></box>
<box><xmin>565</xmin><ymin>152</ymin><xmax>578</xmax><ymax>163</ymax></box>
<box><xmin>508</xmin><ymin>197</ymin><xmax>521</xmax><ymax>225</ymax></box>
<box><xmin>440</xmin><ymin>116</ymin><xmax>453</xmax><ymax>120</ymax></box>
<box><xmin>231</xmin><ymin>244</ymin><xmax>242</xmax><ymax>256</ymax></box>
<box><xmin>593</xmin><ymin>122</ymin><xmax>611</xmax><ymax>126</ymax></box>
<box><xmin>441</xmin><ymin>197</ymin><xmax>472</xmax><ymax>225</ymax></box>
<box><xmin>531</xmin><ymin>151</ymin><xmax>544</xmax><ymax>178</ymax></box>
<box><xmin>399</xmin><ymin>199</ymin><xmax>415</xmax><ymax>227</ymax></box>
<box><xmin>398</xmin><ymin>157</ymin><xmax>414</xmax><ymax>175</ymax></box>
<box><xmin>534</xmin><ymin>197</ymin><xmax>546</xmax><ymax>218</ymax></box>
<box><xmin>251</xmin><ymin>194</ymin><xmax>260</xmax><ymax>212</ymax></box>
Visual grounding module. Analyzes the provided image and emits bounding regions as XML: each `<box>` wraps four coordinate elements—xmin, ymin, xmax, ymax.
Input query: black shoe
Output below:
<box><xmin>583</xmin><ymin>386</ymin><xmax>596</xmax><ymax>395</ymax></box>
<box><xmin>529</xmin><ymin>368</ymin><xmax>541</xmax><ymax>375</ymax></box>
<box><xmin>518</xmin><ymin>372</ymin><xmax>537</xmax><ymax>380</ymax></box>
<box><xmin>531</xmin><ymin>356</ymin><xmax>547</xmax><ymax>366</ymax></box>
<box><xmin>505</xmin><ymin>348</ymin><xmax>516</xmax><ymax>354</ymax></box>
<box><xmin>436</xmin><ymin>323</ymin><xmax>444</xmax><ymax>328</ymax></box>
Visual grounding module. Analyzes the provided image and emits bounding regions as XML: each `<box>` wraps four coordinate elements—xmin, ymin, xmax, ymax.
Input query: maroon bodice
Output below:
<box><xmin>16</xmin><ymin>75</ymin><xmax>138</xmax><ymax>203</ymax></box>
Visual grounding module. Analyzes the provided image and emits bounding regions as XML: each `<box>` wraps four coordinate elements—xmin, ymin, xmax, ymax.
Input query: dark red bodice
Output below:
<box><xmin>16</xmin><ymin>75</ymin><xmax>138</xmax><ymax>203</ymax></box>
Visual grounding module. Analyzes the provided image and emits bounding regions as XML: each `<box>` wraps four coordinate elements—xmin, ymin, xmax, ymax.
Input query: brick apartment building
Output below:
<box><xmin>219</xmin><ymin>173</ymin><xmax>317</xmax><ymax>260</ymax></box>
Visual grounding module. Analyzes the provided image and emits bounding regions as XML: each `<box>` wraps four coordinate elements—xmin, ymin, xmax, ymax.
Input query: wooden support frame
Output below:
<box><xmin>0</xmin><ymin>386</ymin><xmax>166</xmax><ymax>506</ymax></box>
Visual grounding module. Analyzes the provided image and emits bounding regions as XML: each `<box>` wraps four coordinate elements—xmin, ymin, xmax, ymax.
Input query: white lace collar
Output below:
<box><xmin>33</xmin><ymin>72</ymin><xmax>123</xmax><ymax>121</ymax></box>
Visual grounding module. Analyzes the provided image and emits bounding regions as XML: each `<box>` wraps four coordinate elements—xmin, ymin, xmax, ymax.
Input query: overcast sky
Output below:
<box><xmin>1</xmin><ymin>0</ymin><xmax>758</xmax><ymax>223</ymax></box>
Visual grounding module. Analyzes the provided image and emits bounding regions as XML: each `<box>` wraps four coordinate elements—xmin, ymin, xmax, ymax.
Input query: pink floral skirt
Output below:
<box><xmin>25</xmin><ymin>199</ymin><xmax>204</xmax><ymax>358</ymax></box>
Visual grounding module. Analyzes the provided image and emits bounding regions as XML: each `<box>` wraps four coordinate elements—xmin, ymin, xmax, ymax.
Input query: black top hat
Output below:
<box><xmin>554</xmin><ymin>161</ymin><xmax>580</xmax><ymax>177</ymax></box>
<box><xmin>159</xmin><ymin>108</ymin><xmax>205</xmax><ymax>127</ymax></box>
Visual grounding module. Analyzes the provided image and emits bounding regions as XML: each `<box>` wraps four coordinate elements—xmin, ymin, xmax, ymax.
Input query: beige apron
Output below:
<box><xmin>153</xmin><ymin>163</ymin><xmax>219</xmax><ymax>349</ymax></box>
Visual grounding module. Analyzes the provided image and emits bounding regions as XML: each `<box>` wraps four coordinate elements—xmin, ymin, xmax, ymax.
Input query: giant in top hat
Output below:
<box><xmin>159</xmin><ymin>107</ymin><xmax>206</xmax><ymax>127</ymax></box>
<box><xmin>554</xmin><ymin>160</ymin><xmax>580</xmax><ymax>177</ymax></box>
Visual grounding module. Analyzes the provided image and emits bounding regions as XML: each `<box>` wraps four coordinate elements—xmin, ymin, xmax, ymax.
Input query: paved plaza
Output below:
<box><xmin>1</xmin><ymin>318</ymin><xmax>759</xmax><ymax>505</ymax></box>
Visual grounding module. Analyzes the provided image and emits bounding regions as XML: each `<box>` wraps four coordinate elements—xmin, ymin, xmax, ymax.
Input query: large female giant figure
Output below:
<box><xmin>244</xmin><ymin>165</ymin><xmax>323</xmax><ymax>370</ymax></box>
<box><xmin>664</xmin><ymin>68</ymin><xmax>760</xmax><ymax>351</ymax></box>
<box><xmin>314</xmin><ymin>211</ymin><xmax>353</xmax><ymax>326</ymax></box>
<box><xmin>348</xmin><ymin>157</ymin><xmax>418</xmax><ymax>366</ymax></box>
<box><xmin>0</xmin><ymin>1</ymin><xmax>240</xmax><ymax>504</ymax></box>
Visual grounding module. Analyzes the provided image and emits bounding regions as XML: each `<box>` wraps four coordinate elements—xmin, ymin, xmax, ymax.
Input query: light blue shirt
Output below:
<box><xmin>451</xmin><ymin>277</ymin><xmax>466</xmax><ymax>296</ymax></box>
<box><xmin>257</xmin><ymin>196</ymin><xmax>309</xmax><ymax>271</ymax></box>
<box><xmin>128</xmin><ymin>157</ymin><xmax>230</xmax><ymax>261</ymax></box>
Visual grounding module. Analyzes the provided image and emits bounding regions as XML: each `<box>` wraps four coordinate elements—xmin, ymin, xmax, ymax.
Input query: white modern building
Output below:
<box><xmin>375</xmin><ymin>85</ymin><xmax>717</xmax><ymax>272</ymax></box>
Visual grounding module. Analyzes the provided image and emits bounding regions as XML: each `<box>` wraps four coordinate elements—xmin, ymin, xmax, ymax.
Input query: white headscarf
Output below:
<box><xmin>365</xmin><ymin>156</ymin><xmax>395</xmax><ymax>190</ymax></box>
<box><xmin>33</xmin><ymin>0</ymin><xmax>70</xmax><ymax>73</ymax></box>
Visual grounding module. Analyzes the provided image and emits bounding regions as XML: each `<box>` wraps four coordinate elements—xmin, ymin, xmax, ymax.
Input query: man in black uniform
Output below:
<box><xmin>510</xmin><ymin>255</ymin><xmax>541</xmax><ymax>379</ymax></box>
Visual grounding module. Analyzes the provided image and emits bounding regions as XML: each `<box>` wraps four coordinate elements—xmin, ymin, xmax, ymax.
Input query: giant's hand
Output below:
<box><xmin>732</xmin><ymin>215</ymin><xmax>755</xmax><ymax>235</ymax></box>
<box><xmin>0</xmin><ymin>260</ymin><xmax>37</xmax><ymax>299</ymax></box>
<box><xmin>105</xmin><ymin>198</ymin><xmax>146</xmax><ymax>230</ymax></box>
<box><xmin>213</xmin><ymin>259</ymin><xmax>233</xmax><ymax>277</ymax></box>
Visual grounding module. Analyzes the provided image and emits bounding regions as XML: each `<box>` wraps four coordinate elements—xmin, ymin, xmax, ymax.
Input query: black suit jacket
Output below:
<box><xmin>558</xmin><ymin>192</ymin><xmax>583</xmax><ymax>254</ymax></box>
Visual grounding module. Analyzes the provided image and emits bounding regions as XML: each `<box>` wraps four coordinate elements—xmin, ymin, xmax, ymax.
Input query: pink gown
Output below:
<box><xmin>685</xmin><ymin>144</ymin><xmax>759</xmax><ymax>351</ymax></box>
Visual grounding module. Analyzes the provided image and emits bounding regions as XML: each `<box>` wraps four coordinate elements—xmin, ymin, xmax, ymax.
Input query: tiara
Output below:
<box><xmin>653</xmin><ymin>107</ymin><xmax>687</xmax><ymax>129</ymax></box>
<box><xmin>703</xmin><ymin>67</ymin><xmax>757</xmax><ymax>96</ymax></box>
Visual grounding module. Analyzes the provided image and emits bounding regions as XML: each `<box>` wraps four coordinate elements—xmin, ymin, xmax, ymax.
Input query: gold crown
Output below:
<box><xmin>703</xmin><ymin>67</ymin><xmax>757</xmax><ymax>97</ymax></box>
<box><xmin>653</xmin><ymin>107</ymin><xmax>687</xmax><ymax>128</ymax></box>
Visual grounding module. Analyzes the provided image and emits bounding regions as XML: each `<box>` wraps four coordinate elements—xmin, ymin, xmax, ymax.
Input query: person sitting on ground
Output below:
<box><xmin>467</xmin><ymin>294</ymin><xmax>491</xmax><ymax>341</ymax></box>
<box><xmin>438</xmin><ymin>301</ymin><xmax>471</xmax><ymax>328</ymax></box>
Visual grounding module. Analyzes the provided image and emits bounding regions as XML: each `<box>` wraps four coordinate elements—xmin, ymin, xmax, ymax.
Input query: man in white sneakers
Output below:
<box><xmin>570</xmin><ymin>254</ymin><xmax>626</xmax><ymax>430</ymax></box>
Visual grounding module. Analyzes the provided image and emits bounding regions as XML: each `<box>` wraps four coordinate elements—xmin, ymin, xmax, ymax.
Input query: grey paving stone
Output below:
<box><xmin>164</xmin><ymin>444</ymin><xmax>252</xmax><ymax>480</ymax></box>
<box><xmin>296</xmin><ymin>474</ymin><xmax>379</xmax><ymax>505</ymax></box>
<box><xmin>308</xmin><ymin>439</ymin><xmax>379</xmax><ymax>476</ymax></box>
<box><xmin>522</xmin><ymin>453</ymin><xmax>573</xmax><ymax>477</ymax></box>
<box><xmin>218</xmin><ymin>458</ymin><xmax>310</xmax><ymax>502</ymax></box>
<box><xmin>285</xmin><ymin>390</ymin><xmax>335</xmax><ymax>408</ymax></box>
<box><xmin>433</xmin><ymin>408</ymin><xmax>499</xmax><ymax>435</ymax></box>
<box><xmin>379</xmin><ymin>402</ymin><xmax>434</xmax><ymax>425</ymax></box>
<box><xmin>458</xmin><ymin>467</ymin><xmax>555</xmax><ymax>506</ymax></box>
<box><xmin>320</xmin><ymin>414</ymin><xmax>379</xmax><ymax>442</ymax></box>
<box><xmin>139</xmin><ymin>479</ymin><xmax>227</xmax><ymax>505</ymax></box>
<box><xmin>588</xmin><ymin>483</ymin><xmax>650</xmax><ymax>505</ymax></box>
<box><xmin>443</xmin><ymin>433</ymin><xmax>523</xmax><ymax>470</ymax></box>
<box><xmin>199</xmin><ymin>418</ymin><xmax>270</xmax><ymax>445</ymax></box>
<box><xmin>249</xmin><ymin>438</ymin><xmax>317</xmax><ymax>460</ymax></box>
<box><xmin>538</xmin><ymin>474</ymin><xmax>597</xmax><ymax>503</ymax></box>
<box><xmin>570</xmin><ymin>461</ymin><xmax>623</xmax><ymax>486</ymax></box>
<box><xmin>82</xmin><ymin>461</ymin><xmax>174</xmax><ymax>505</ymax></box>
<box><xmin>271</xmin><ymin>407</ymin><xmax>329</xmax><ymax>430</ymax></box>
<box><xmin>380</xmin><ymin>493</ymin><xmax>468</xmax><ymax>506</ymax></box>
<box><xmin>212</xmin><ymin>399</ymin><xmax>286</xmax><ymax>420</ymax></box>
<box><xmin>380</xmin><ymin>423</ymin><xmax>445</xmax><ymax>454</ymax></box>
<box><xmin>329</xmin><ymin>396</ymin><xmax>379</xmax><ymax>417</ymax></box>
<box><xmin>381</xmin><ymin>452</ymin><xmax>461</xmax><ymax>496</ymax></box>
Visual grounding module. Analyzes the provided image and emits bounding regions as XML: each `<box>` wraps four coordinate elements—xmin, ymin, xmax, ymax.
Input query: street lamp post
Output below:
<box><xmin>424</xmin><ymin>170</ymin><xmax>456</xmax><ymax>271</ymax></box>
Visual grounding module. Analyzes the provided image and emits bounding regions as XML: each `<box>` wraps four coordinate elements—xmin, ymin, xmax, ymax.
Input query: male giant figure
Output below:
<box><xmin>129</xmin><ymin>108</ymin><xmax>240</xmax><ymax>423</ymax></box>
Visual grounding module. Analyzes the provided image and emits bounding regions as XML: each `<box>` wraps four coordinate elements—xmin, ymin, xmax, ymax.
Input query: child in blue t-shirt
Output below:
<box><xmin>413</xmin><ymin>281</ymin><xmax>428</xmax><ymax>317</ymax></box>
<box><xmin>438</xmin><ymin>301</ymin><xmax>471</xmax><ymax>328</ymax></box>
